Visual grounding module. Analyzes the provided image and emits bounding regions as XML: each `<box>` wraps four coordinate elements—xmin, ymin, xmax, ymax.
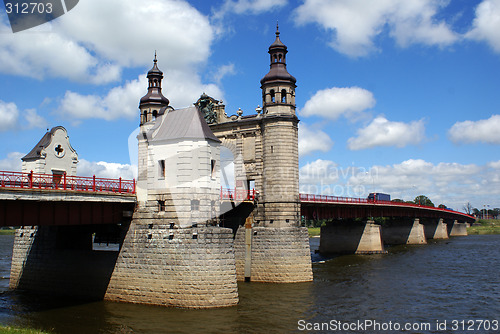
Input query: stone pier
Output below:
<box><xmin>234</xmin><ymin>226</ymin><xmax>313</xmax><ymax>282</ymax></box>
<box><xmin>423</xmin><ymin>218</ymin><xmax>449</xmax><ymax>239</ymax></box>
<box><xmin>104</xmin><ymin>210</ymin><xmax>239</xmax><ymax>308</ymax></box>
<box><xmin>10</xmin><ymin>224</ymin><xmax>125</xmax><ymax>300</ymax></box>
<box><xmin>319</xmin><ymin>220</ymin><xmax>385</xmax><ymax>255</ymax></box>
<box><xmin>381</xmin><ymin>218</ymin><xmax>427</xmax><ymax>245</ymax></box>
<box><xmin>448</xmin><ymin>220</ymin><xmax>468</xmax><ymax>236</ymax></box>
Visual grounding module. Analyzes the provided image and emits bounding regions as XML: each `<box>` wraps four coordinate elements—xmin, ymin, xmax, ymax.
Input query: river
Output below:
<box><xmin>0</xmin><ymin>234</ymin><xmax>498</xmax><ymax>333</ymax></box>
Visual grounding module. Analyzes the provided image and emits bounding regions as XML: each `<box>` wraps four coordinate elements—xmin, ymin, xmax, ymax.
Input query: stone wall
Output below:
<box><xmin>10</xmin><ymin>225</ymin><xmax>120</xmax><ymax>300</ymax></box>
<box><xmin>104</xmin><ymin>210</ymin><xmax>238</xmax><ymax>308</ymax></box>
<box><xmin>234</xmin><ymin>226</ymin><xmax>312</xmax><ymax>283</ymax></box>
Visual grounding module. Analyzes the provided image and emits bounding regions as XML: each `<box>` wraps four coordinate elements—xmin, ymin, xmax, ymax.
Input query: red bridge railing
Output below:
<box><xmin>220</xmin><ymin>187</ymin><xmax>256</xmax><ymax>201</ymax></box>
<box><xmin>0</xmin><ymin>170</ymin><xmax>135</xmax><ymax>194</ymax></box>
<box><xmin>299</xmin><ymin>193</ymin><xmax>475</xmax><ymax>219</ymax></box>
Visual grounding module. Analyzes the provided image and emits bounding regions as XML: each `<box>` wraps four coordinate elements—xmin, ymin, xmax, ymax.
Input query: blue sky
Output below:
<box><xmin>1</xmin><ymin>0</ymin><xmax>500</xmax><ymax>211</ymax></box>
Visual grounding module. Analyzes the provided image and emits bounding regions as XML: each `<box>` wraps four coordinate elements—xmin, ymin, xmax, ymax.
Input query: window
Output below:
<box><xmin>211</xmin><ymin>159</ymin><xmax>216</xmax><ymax>179</ymax></box>
<box><xmin>158</xmin><ymin>160</ymin><xmax>165</xmax><ymax>179</ymax></box>
<box><xmin>270</xmin><ymin>89</ymin><xmax>275</xmax><ymax>103</ymax></box>
<box><xmin>281</xmin><ymin>89</ymin><xmax>287</xmax><ymax>103</ymax></box>
<box><xmin>158</xmin><ymin>200</ymin><xmax>165</xmax><ymax>211</ymax></box>
<box><xmin>191</xmin><ymin>200</ymin><xmax>200</xmax><ymax>211</ymax></box>
<box><xmin>152</xmin><ymin>110</ymin><xmax>158</xmax><ymax>118</ymax></box>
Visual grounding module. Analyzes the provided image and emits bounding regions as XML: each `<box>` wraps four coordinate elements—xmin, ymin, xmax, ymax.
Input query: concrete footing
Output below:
<box><xmin>382</xmin><ymin>218</ymin><xmax>427</xmax><ymax>245</ymax></box>
<box><xmin>104</xmin><ymin>211</ymin><xmax>239</xmax><ymax>308</ymax></box>
<box><xmin>423</xmin><ymin>218</ymin><xmax>449</xmax><ymax>239</ymax></box>
<box><xmin>234</xmin><ymin>226</ymin><xmax>313</xmax><ymax>282</ymax></box>
<box><xmin>449</xmin><ymin>220</ymin><xmax>468</xmax><ymax>236</ymax></box>
<box><xmin>319</xmin><ymin>220</ymin><xmax>385</xmax><ymax>255</ymax></box>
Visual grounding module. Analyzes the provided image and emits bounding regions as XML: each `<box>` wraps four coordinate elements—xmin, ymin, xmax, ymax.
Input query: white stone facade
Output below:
<box><xmin>21</xmin><ymin>126</ymin><xmax>78</xmax><ymax>176</ymax></box>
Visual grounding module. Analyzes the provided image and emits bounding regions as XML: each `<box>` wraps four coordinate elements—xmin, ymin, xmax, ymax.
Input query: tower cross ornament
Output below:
<box><xmin>55</xmin><ymin>144</ymin><xmax>64</xmax><ymax>156</ymax></box>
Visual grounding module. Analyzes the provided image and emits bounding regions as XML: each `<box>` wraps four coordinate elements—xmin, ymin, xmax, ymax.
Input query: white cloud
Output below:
<box><xmin>0</xmin><ymin>100</ymin><xmax>47</xmax><ymax>131</ymax></box>
<box><xmin>216</xmin><ymin>0</ymin><xmax>288</xmax><ymax>16</ymax></box>
<box><xmin>466</xmin><ymin>0</ymin><xmax>500</xmax><ymax>53</ymax></box>
<box><xmin>347</xmin><ymin>116</ymin><xmax>426</xmax><ymax>150</ymax></box>
<box><xmin>212</xmin><ymin>63</ymin><xmax>236</xmax><ymax>84</ymax></box>
<box><xmin>57</xmin><ymin>75</ymin><xmax>146</xmax><ymax>121</ymax></box>
<box><xmin>0</xmin><ymin>100</ymin><xmax>19</xmax><ymax>131</ymax></box>
<box><xmin>0</xmin><ymin>152</ymin><xmax>24</xmax><ymax>171</ymax></box>
<box><xmin>24</xmin><ymin>109</ymin><xmax>49</xmax><ymax>130</ymax></box>
<box><xmin>448</xmin><ymin>115</ymin><xmax>500</xmax><ymax>144</ymax></box>
<box><xmin>0</xmin><ymin>0</ymin><xmax>214</xmax><ymax>83</ymax></box>
<box><xmin>299</xmin><ymin>158</ymin><xmax>497</xmax><ymax>209</ymax></box>
<box><xmin>300</xmin><ymin>87</ymin><xmax>375</xmax><ymax>120</ymax></box>
<box><xmin>298</xmin><ymin>123</ymin><xmax>334</xmax><ymax>155</ymax></box>
<box><xmin>77</xmin><ymin>159</ymin><xmax>137</xmax><ymax>180</ymax></box>
<box><xmin>293</xmin><ymin>0</ymin><xmax>459</xmax><ymax>57</ymax></box>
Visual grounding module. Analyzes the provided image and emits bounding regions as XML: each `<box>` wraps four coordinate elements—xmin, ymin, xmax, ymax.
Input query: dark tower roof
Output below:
<box><xmin>139</xmin><ymin>53</ymin><xmax>170</xmax><ymax>108</ymax></box>
<box><xmin>260</xmin><ymin>24</ymin><xmax>296</xmax><ymax>87</ymax></box>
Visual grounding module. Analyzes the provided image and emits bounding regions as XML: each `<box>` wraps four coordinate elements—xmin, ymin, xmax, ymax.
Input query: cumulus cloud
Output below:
<box><xmin>216</xmin><ymin>0</ymin><xmax>288</xmax><ymax>16</ymax></box>
<box><xmin>57</xmin><ymin>75</ymin><xmax>146</xmax><ymax>121</ymax></box>
<box><xmin>293</xmin><ymin>0</ymin><xmax>459</xmax><ymax>57</ymax></box>
<box><xmin>0</xmin><ymin>152</ymin><xmax>24</xmax><ymax>171</ymax></box>
<box><xmin>448</xmin><ymin>115</ymin><xmax>500</xmax><ymax>144</ymax></box>
<box><xmin>0</xmin><ymin>0</ymin><xmax>214</xmax><ymax>83</ymax></box>
<box><xmin>300</xmin><ymin>87</ymin><xmax>375</xmax><ymax>120</ymax></box>
<box><xmin>299</xmin><ymin>158</ymin><xmax>496</xmax><ymax>209</ymax></box>
<box><xmin>0</xmin><ymin>100</ymin><xmax>48</xmax><ymax>131</ymax></box>
<box><xmin>466</xmin><ymin>0</ymin><xmax>500</xmax><ymax>53</ymax></box>
<box><xmin>347</xmin><ymin>116</ymin><xmax>426</xmax><ymax>150</ymax></box>
<box><xmin>0</xmin><ymin>100</ymin><xmax>19</xmax><ymax>131</ymax></box>
<box><xmin>77</xmin><ymin>159</ymin><xmax>137</xmax><ymax>180</ymax></box>
<box><xmin>298</xmin><ymin>123</ymin><xmax>334</xmax><ymax>155</ymax></box>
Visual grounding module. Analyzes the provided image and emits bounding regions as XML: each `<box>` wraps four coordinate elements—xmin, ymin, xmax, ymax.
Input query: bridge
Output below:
<box><xmin>300</xmin><ymin>193</ymin><xmax>475</xmax><ymax>223</ymax></box>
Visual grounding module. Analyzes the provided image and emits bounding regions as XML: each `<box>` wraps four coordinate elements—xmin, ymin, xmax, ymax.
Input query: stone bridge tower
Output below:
<box><xmin>207</xmin><ymin>25</ymin><xmax>312</xmax><ymax>283</ymax></box>
<box><xmin>259</xmin><ymin>24</ymin><xmax>300</xmax><ymax>228</ymax></box>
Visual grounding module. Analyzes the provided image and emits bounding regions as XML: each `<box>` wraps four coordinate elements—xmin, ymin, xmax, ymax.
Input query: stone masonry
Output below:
<box><xmin>104</xmin><ymin>210</ymin><xmax>238</xmax><ymax>308</ymax></box>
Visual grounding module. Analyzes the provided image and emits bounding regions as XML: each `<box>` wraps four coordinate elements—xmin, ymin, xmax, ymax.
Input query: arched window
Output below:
<box><xmin>281</xmin><ymin>89</ymin><xmax>287</xmax><ymax>103</ymax></box>
<box><xmin>152</xmin><ymin>110</ymin><xmax>158</xmax><ymax>118</ymax></box>
<box><xmin>270</xmin><ymin>89</ymin><xmax>275</xmax><ymax>103</ymax></box>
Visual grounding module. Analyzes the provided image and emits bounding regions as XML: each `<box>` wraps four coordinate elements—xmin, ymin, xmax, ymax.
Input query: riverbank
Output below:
<box><xmin>0</xmin><ymin>325</ymin><xmax>50</xmax><ymax>334</ymax></box>
<box><xmin>308</xmin><ymin>227</ymin><xmax>320</xmax><ymax>237</ymax></box>
<box><xmin>468</xmin><ymin>219</ymin><xmax>500</xmax><ymax>235</ymax></box>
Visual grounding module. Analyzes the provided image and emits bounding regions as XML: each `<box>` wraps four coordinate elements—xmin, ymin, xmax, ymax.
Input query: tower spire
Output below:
<box><xmin>260</xmin><ymin>25</ymin><xmax>296</xmax><ymax>115</ymax></box>
<box><xmin>139</xmin><ymin>53</ymin><xmax>170</xmax><ymax>125</ymax></box>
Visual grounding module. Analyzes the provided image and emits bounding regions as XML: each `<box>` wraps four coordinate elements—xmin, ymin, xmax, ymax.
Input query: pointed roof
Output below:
<box><xmin>270</xmin><ymin>23</ymin><xmax>286</xmax><ymax>49</ymax></box>
<box><xmin>148</xmin><ymin>106</ymin><xmax>221</xmax><ymax>143</ymax></box>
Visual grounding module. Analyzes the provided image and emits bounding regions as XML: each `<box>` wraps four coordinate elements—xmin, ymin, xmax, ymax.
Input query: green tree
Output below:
<box><xmin>414</xmin><ymin>195</ymin><xmax>434</xmax><ymax>207</ymax></box>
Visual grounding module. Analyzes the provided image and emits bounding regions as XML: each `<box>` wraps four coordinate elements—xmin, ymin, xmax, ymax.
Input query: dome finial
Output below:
<box><xmin>276</xmin><ymin>21</ymin><xmax>279</xmax><ymax>37</ymax></box>
<box><xmin>154</xmin><ymin>50</ymin><xmax>157</xmax><ymax>63</ymax></box>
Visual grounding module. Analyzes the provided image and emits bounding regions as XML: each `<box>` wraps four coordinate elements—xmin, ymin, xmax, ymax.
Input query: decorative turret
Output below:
<box><xmin>139</xmin><ymin>53</ymin><xmax>170</xmax><ymax>125</ymax></box>
<box><xmin>260</xmin><ymin>24</ymin><xmax>296</xmax><ymax>115</ymax></box>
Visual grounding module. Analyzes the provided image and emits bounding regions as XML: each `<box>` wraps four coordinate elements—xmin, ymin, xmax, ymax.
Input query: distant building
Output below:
<box><xmin>21</xmin><ymin>126</ymin><xmax>78</xmax><ymax>177</ymax></box>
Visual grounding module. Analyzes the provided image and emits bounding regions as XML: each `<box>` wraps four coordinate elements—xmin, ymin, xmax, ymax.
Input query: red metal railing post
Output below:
<box><xmin>93</xmin><ymin>175</ymin><xmax>96</xmax><ymax>192</ymax></box>
<box><xmin>133</xmin><ymin>179</ymin><xmax>136</xmax><ymax>193</ymax></box>
<box><xmin>28</xmin><ymin>171</ymin><xmax>33</xmax><ymax>188</ymax></box>
<box><xmin>63</xmin><ymin>172</ymin><xmax>67</xmax><ymax>190</ymax></box>
<box><xmin>119</xmin><ymin>177</ymin><xmax>122</xmax><ymax>193</ymax></box>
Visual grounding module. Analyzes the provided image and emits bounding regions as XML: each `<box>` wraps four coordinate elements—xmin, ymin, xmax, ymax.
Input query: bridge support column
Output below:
<box><xmin>234</xmin><ymin>226</ymin><xmax>313</xmax><ymax>282</ymax></box>
<box><xmin>104</xmin><ymin>209</ymin><xmax>239</xmax><ymax>308</ymax></box>
<box><xmin>423</xmin><ymin>218</ymin><xmax>449</xmax><ymax>239</ymax></box>
<box><xmin>10</xmin><ymin>225</ymin><xmax>123</xmax><ymax>300</ymax></box>
<box><xmin>319</xmin><ymin>220</ymin><xmax>385</xmax><ymax>255</ymax></box>
<box><xmin>448</xmin><ymin>220</ymin><xmax>468</xmax><ymax>236</ymax></box>
<box><xmin>382</xmin><ymin>218</ymin><xmax>427</xmax><ymax>245</ymax></box>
